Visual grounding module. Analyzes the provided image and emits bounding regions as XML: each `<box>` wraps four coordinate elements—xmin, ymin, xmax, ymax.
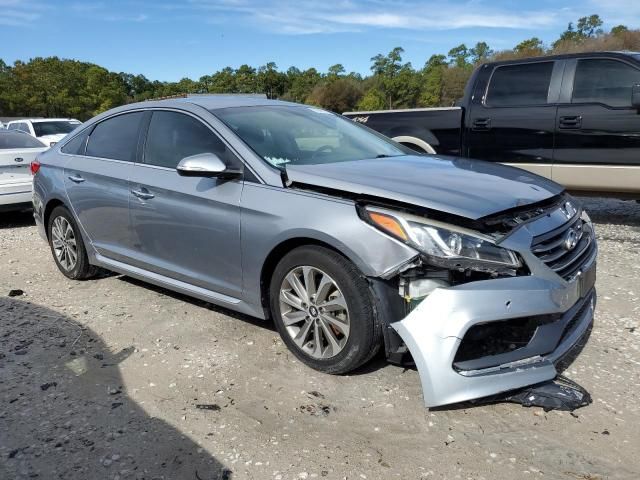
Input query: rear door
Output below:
<box><xmin>63</xmin><ymin>111</ymin><xmax>145</xmax><ymax>262</ymax></box>
<box><xmin>553</xmin><ymin>57</ymin><xmax>640</xmax><ymax>195</ymax></box>
<box><xmin>465</xmin><ymin>60</ymin><xmax>563</xmax><ymax>178</ymax></box>
<box><xmin>128</xmin><ymin>109</ymin><xmax>244</xmax><ymax>298</ymax></box>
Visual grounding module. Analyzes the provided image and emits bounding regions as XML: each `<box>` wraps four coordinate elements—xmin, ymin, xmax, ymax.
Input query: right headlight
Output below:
<box><xmin>363</xmin><ymin>206</ymin><xmax>521</xmax><ymax>269</ymax></box>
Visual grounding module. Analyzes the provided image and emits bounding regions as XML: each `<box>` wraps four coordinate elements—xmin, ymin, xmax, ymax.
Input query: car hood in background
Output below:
<box><xmin>285</xmin><ymin>155</ymin><xmax>563</xmax><ymax>220</ymax></box>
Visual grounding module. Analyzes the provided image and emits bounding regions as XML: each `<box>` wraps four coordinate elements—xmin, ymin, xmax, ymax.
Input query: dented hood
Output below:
<box><xmin>286</xmin><ymin>155</ymin><xmax>563</xmax><ymax>220</ymax></box>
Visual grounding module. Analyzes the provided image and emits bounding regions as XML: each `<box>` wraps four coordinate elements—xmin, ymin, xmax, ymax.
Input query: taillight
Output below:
<box><xmin>30</xmin><ymin>160</ymin><xmax>41</xmax><ymax>175</ymax></box>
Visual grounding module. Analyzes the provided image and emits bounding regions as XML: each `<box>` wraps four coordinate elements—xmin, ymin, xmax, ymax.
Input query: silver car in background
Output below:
<box><xmin>32</xmin><ymin>96</ymin><xmax>597</xmax><ymax>407</ymax></box>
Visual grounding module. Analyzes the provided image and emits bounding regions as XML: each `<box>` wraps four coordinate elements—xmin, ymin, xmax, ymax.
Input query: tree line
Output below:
<box><xmin>1</xmin><ymin>14</ymin><xmax>638</xmax><ymax>120</ymax></box>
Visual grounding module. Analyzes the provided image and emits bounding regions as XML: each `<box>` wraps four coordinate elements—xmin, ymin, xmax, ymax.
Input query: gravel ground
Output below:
<box><xmin>1</xmin><ymin>197</ymin><xmax>639</xmax><ymax>480</ymax></box>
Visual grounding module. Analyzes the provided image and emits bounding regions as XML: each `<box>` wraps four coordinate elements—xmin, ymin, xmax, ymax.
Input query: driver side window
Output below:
<box><xmin>572</xmin><ymin>59</ymin><xmax>640</xmax><ymax>107</ymax></box>
<box><xmin>144</xmin><ymin>111</ymin><xmax>238</xmax><ymax>169</ymax></box>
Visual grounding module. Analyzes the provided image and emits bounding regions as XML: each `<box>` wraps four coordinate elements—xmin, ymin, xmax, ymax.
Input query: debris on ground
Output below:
<box><xmin>475</xmin><ymin>376</ymin><xmax>592</xmax><ymax>412</ymax></box>
<box><xmin>195</xmin><ymin>404</ymin><xmax>222</xmax><ymax>411</ymax></box>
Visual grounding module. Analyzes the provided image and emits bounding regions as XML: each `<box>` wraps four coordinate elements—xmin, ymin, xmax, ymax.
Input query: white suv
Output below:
<box><xmin>7</xmin><ymin>118</ymin><xmax>81</xmax><ymax>146</ymax></box>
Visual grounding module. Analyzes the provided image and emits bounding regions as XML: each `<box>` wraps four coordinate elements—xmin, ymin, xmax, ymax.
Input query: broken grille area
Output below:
<box><xmin>452</xmin><ymin>315</ymin><xmax>555</xmax><ymax>371</ymax></box>
<box><xmin>531</xmin><ymin>215</ymin><xmax>596</xmax><ymax>280</ymax></box>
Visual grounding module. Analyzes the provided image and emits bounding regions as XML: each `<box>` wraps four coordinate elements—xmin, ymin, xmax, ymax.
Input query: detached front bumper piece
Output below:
<box><xmin>392</xmin><ymin>271</ymin><xmax>595</xmax><ymax>408</ymax></box>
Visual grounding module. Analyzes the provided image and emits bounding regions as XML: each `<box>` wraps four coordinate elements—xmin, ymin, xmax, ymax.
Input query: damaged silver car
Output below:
<box><xmin>32</xmin><ymin>96</ymin><xmax>597</xmax><ymax>408</ymax></box>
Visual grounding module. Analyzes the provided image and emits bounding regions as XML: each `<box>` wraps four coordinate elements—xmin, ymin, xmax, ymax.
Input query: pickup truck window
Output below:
<box><xmin>572</xmin><ymin>59</ymin><xmax>640</xmax><ymax>107</ymax></box>
<box><xmin>486</xmin><ymin>62</ymin><xmax>554</xmax><ymax>107</ymax></box>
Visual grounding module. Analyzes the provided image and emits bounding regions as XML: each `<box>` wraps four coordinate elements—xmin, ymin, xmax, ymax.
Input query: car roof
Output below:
<box><xmin>8</xmin><ymin>118</ymin><xmax>79</xmax><ymax>123</ymax></box>
<box><xmin>138</xmin><ymin>95</ymin><xmax>302</xmax><ymax>111</ymax></box>
<box><xmin>485</xmin><ymin>50</ymin><xmax>640</xmax><ymax>67</ymax></box>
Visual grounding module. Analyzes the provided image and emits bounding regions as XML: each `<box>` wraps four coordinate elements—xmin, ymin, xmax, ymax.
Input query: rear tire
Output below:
<box><xmin>48</xmin><ymin>206</ymin><xmax>97</xmax><ymax>280</ymax></box>
<box><xmin>269</xmin><ymin>245</ymin><xmax>382</xmax><ymax>374</ymax></box>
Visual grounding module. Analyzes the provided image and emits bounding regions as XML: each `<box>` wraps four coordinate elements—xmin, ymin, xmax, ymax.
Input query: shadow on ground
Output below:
<box><xmin>0</xmin><ymin>210</ymin><xmax>35</xmax><ymax>230</ymax></box>
<box><xmin>0</xmin><ymin>297</ymin><xmax>232</xmax><ymax>480</ymax></box>
<box><xmin>578</xmin><ymin>196</ymin><xmax>640</xmax><ymax>227</ymax></box>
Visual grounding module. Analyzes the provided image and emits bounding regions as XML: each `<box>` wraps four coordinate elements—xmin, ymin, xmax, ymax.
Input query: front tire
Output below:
<box><xmin>48</xmin><ymin>206</ymin><xmax>97</xmax><ymax>280</ymax></box>
<box><xmin>269</xmin><ymin>246</ymin><xmax>382</xmax><ymax>374</ymax></box>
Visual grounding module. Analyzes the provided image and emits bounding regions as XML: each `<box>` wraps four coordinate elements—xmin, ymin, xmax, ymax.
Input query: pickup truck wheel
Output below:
<box><xmin>48</xmin><ymin>206</ymin><xmax>97</xmax><ymax>280</ymax></box>
<box><xmin>270</xmin><ymin>245</ymin><xmax>382</xmax><ymax>374</ymax></box>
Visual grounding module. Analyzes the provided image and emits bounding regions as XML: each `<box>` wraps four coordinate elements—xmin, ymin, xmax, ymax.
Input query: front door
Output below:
<box><xmin>128</xmin><ymin>110</ymin><xmax>244</xmax><ymax>298</ymax></box>
<box><xmin>465</xmin><ymin>60</ymin><xmax>561</xmax><ymax>179</ymax></box>
<box><xmin>553</xmin><ymin>57</ymin><xmax>640</xmax><ymax>194</ymax></box>
<box><xmin>63</xmin><ymin>111</ymin><xmax>145</xmax><ymax>262</ymax></box>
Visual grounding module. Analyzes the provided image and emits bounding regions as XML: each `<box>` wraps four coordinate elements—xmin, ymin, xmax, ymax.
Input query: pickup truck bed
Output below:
<box><xmin>344</xmin><ymin>107</ymin><xmax>463</xmax><ymax>156</ymax></box>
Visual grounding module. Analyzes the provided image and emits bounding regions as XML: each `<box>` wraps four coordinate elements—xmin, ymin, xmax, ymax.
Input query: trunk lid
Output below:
<box><xmin>0</xmin><ymin>148</ymin><xmax>46</xmax><ymax>184</ymax></box>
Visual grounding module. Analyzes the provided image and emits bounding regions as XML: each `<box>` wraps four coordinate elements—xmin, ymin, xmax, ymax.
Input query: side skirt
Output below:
<box><xmin>93</xmin><ymin>253</ymin><xmax>265</xmax><ymax>319</ymax></box>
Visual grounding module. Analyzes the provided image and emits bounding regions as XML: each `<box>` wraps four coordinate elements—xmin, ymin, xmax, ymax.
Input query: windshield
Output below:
<box><xmin>33</xmin><ymin>121</ymin><xmax>81</xmax><ymax>137</ymax></box>
<box><xmin>0</xmin><ymin>131</ymin><xmax>46</xmax><ymax>149</ymax></box>
<box><xmin>212</xmin><ymin>105</ymin><xmax>410</xmax><ymax>168</ymax></box>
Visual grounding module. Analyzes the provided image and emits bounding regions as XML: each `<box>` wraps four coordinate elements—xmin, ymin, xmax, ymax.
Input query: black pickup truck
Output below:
<box><xmin>344</xmin><ymin>51</ymin><xmax>640</xmax><ymax>198</ymax></box>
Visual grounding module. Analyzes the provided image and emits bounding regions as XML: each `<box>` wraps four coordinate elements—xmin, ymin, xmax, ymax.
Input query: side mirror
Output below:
<box><xmin>632</xmin><ymin>84</ymin><xmax>640</xmax><ymax>110</ymax></box>
<box><xmin>176</xmin><ymin>152</ymin><xmax>241</xmax><ymax>178</ymax></box>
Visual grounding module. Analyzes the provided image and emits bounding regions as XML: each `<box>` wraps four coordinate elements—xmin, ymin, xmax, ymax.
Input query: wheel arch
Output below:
<box><xmin>259</xmin><ymin>237</ymin><xmax>366</xmax><ymax>317</ymax></box>
<box><xmin>392</xmin><ymin>135</ymin><xmax>437</xmax><ymax>154</ymax></box>
<box><xmin>43</xmin><ymin>198</ymin><xmax>66</xmax><ymax>240</ymax></box>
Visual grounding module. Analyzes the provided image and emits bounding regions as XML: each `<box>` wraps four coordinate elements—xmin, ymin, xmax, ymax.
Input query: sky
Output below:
<box><xmin>0</xmin><ymin>0</ymin><xmax>638</xmax><ymax>81</ymax></box>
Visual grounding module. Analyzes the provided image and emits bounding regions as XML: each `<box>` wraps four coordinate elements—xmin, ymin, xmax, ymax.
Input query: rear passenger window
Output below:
<box><xmin>61</xmin><ymin>131</ymin><xmax>89</xmax><ymax>155</ymax></box>
<box><xmin>86</xmin><ymin>112</ymin><xmax>144</xmax><ymax>161</ymax></box>
<box><xmin>144</xmin><ymin>111</ymin><xmax>238</xmax><ymax>169</ymax></box>
<box><xmin>486</xmin><ymin>62</ymin><xmax>554</xmax><ymax>107</ymax></box>
<box><xmin>572</xmin><ymin>59</ymin><xmax>640</xmax><ymax>107</ymax></box>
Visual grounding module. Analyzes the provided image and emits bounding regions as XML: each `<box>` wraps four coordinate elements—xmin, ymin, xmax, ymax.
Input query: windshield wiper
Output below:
<box><xmin>375</xmin><ymin>154</ymin><xmax>405</xmax><ymax>158</ymax></box>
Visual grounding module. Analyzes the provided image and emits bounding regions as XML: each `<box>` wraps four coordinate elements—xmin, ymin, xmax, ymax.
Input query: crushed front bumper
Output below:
<box><xmin>391</xmin><ymin>262</ymin><xmax>596</xmax><ymax>408</ymax></box>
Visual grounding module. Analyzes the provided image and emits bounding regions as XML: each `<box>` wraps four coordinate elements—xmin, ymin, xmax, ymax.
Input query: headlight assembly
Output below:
<box><xmin>363</xmin><ymin>206</ymin><xmax>521</xmax><ymax>269</ymax></box>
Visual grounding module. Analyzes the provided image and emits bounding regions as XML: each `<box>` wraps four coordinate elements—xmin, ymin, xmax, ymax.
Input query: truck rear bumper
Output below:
<box><xmin>391</xmin><ymin>272</ymin><xmax>595</xmax><ymax>408</ymax></box>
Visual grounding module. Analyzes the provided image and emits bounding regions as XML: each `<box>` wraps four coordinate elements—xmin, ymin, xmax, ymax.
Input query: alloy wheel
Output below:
<box><xmin>279</xmin><ymin>266</ymin><xmax>351</xmax><ymax>359</ymax></box>
<box><xmin>51</xmin><ymin>216</ymin><xmax>78</xmax><ymax>271</ymax></box>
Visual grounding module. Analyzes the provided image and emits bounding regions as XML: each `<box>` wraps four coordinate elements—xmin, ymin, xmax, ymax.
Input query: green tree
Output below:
<box><xmin>368</xmin><ymin>47</ymin><xmax>412</xmax><ymax>108</ymax></box>
<box><xmin>306</xmin><ymin>78</ymin><xmax>362</xmax><ymax>113</ymax></box>
<box><xmin>577</xmin><ymin>14</ymin><xmax>604</xmax><ymax>37</ymax></box>
<box><xmin>553</xmin><ymin>14</ymin><xmax>604</xmax><ymax>49</ymax></box>
<box><xmin>257</xmin><ymin>62</ymin><xmax>284</xmax><ymax>98</ymax></box>
<box><xmin>234</xmin><ymin>64</ymin><xmax>257</xmax><ymax>93</ymax></box>
<box><xmin>514</xmin><ymin>37</ymin><xmax>545</xmax><ymax>55</ymax></box>
<box><xmin>419</xmin><ymin>54</ymin><xmax>446</xmax><ymax>106</ymax></box>
<box><xmin>357</xmin><ymin>88</ymin><xmax>386</xmax><ymax>110</ymax></box>
<box><xmin>470</xmin><ymin>42</ymin><xmax>493</xmax><ymax>64</ymax></box>
<box><xmin>448</xmin><ymin>44</ymin><xmax>470</xmax><ymax>68</ymax></box>
<box><xmin>327</xmin><ymin>64</ymin><xmax>346</xmax><ymax>78</ymax></box>
<box><xmin>611</xmin><ymin>25</ymin><xmax>629</xmax><ymax>36</ymax></box>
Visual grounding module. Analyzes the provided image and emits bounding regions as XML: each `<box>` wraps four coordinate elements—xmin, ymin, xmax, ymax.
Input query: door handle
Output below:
<box><xmin>68</xmin><ymin>175</ymin><xmax>85</xmax><ymax>183</ymax></box>
<box><xmin>131</xmin><ymin>189</ymin><xmax>155</xmax><ymax>200</ymax></box>
<box><xmin>559</xmin><ymin>115</ymin><xmax>582</xmax><ymax>129</ymax></box>
<box><xmin>472</xmin><ymin>118</ymin><xmax>491</xmax><ymax>131</ymax></box>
